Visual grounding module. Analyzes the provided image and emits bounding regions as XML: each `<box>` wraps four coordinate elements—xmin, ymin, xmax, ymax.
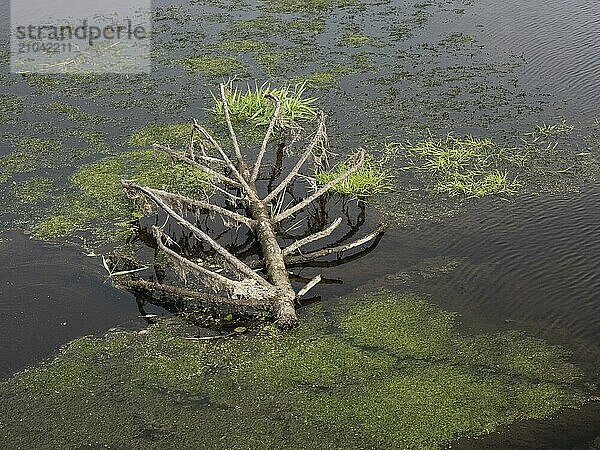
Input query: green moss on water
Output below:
<box><xmin>338</xmin><ymin>31</ymin><xmax>379</xmax><ymax>48</ymax></box>
<box><xmin>292</xmin><ymin>65</ymin><xmax>354</xmax><ymax>88</ymax></box>
<box><xmin>0</xmin><ymin>290</ymin><xmax>591</xmax><ymax>449</ymax></box>
<box><xmin>264</xmin><ymin>0</ymin><xmax>358</xmax><ymax>13</ymax></box>
<box><xmin>0</xmin><ymin>138</ymin><xmax>64</xmax><ymax>183</ymax></box>
<box><xmin>180</xmin><ymin>55</ymin><xmax>248</xmax><ymax>78</ymax></box>
<box><xmin>0</xmin><ymin>94</ymin><xmax>23</xmax><ymax>122</ymax></box>
<box><xmin>47</xmin><ymin>102</ymin><xmax>107</xmax><ymax>124</ymax></box>
<box><xmin>12</xmin><ymin>177</ymin><xmax>55</xmax><ymax>203</ymax></box>
<box><xmin>230</xmin><ymin>16</ymin><xmax>326</xmax><ymax>36</ymax></box>
<box><xmin>130</xmin><ymin>123</ymin><xmax>193</xmax><ymax>149</ymax></box>
<box><xmin>32</xmin><ymin>149</ymin><xmax>210</xmax><ymax>243</ymax></box>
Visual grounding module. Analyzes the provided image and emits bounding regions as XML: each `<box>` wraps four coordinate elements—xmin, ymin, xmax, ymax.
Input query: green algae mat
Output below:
<box><xmin>0</xmin><ymin>289</ymin><xmax>593</xmax><ymax>449</ymax></box>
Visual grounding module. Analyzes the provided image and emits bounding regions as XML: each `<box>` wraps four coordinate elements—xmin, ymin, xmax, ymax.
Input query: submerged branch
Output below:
<box><xmin>123</xmin><ymin>179</ymin><xmax>270</xmax><ymax>287</ymax></box>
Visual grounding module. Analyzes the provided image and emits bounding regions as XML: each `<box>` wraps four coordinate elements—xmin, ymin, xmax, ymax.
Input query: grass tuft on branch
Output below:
<box><xmin>211</xmin><ymin>82</ymin><xmax>318</xmax><ymax>129</ymax></box>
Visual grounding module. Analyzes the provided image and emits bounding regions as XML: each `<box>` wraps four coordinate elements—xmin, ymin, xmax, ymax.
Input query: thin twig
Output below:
<box><xmin>191</xmin><ymin>123</ymin><xmax>253</xmax><ymax>193</ymax></box>
<box><xmin>282</xmin><ymin>217</ymin><xmax>342</xmax><ymax>256</ymax></box>
<box><xmin>219</xmin><ymin>83</ymin><xmax>246</xmax><ymax>175</ymax></box>
<box><xmin>251</xmin><ymin>94</ymin><xmax>282</xmax><ymax>182</ymax></box>
<box><xmin>297</xmin><ymin>274</ymin><xmax>322</xmax><ymax>298</ymax></box>
<box><xmin>263</xmin><ymin>112</ymin><xmax>327</xmax><ymax>205</ymax></box>
<box><xmin>287</xmin><ymin>222</ymin><xmax>387</xmax><ymax>264</ymax></box>
<box><xmin>153</xmin><ymin>144</ymin><xmax>240</xmax><ymax>188</ymax></box>
<box><xmin>124</xmin><ymin>182</ymin><xmax>255</xmax><ymax>228</ymax></box>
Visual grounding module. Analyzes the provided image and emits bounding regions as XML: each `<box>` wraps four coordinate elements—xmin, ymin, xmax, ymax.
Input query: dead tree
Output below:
<box><xmin>120</xmin><ymin>84</ymin><xmax>385</xmax><ymax>329</ymax></box>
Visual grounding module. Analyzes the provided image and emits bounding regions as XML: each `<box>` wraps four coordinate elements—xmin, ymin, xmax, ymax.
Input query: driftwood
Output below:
<box><xmin>120</xmin><ymin>83</ymin><xmax>385</xmax><ymax>329</ymax></box>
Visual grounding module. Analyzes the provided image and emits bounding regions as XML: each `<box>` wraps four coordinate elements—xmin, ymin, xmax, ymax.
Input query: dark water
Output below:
<box><xmin>1</xmin><ymin>0</ymin><xmax>600</xmax><ymax>446</ymax></box>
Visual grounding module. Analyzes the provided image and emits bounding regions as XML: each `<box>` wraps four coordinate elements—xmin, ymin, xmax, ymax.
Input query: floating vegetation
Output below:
<box><xmin>230</xmin><ymin>16</ymin><xmax>326</xmax><ymax>37</ymax></box>
<box><xmin>264</xmin><ymin>0</ymin><xmax>359</xmax><ymax>13</ymax></box>
<box><xmin>0</xmin><ymin>138</ymin><xmax>65</xmax><ymax>184</ymax></box>
<box><xmin>212</xmin><ymin>82</ymin><xmax>318</xmax><ymax>129</ymax></box>
<box><xmin>531</xmin><ymin>120</ymin><xmax>575</xmax><ymax>139</ymax></box>
<box><xmin>130</xmin><ymin>123</ymin><xmax>194</xmax><ymax>149</ymax></box>
<box><xmin>399</xmin><ymin>135</ymin><xmax>523</xmax><ymax>198</ymax></box>
<box><xmin>33</xmin><ymin>150</ymin><xmax>211</xmax><ymax>244</ymax></box>
<box><xmin>0</xmin><ymin>94</ymin><xmax>23</xmax><ymax>122</ymax></box>
<box><xmin>12</xmin><ymin>177</ymin><xmax>55</xmax><ymax>204</ymax></box>
<box><xmin>180</xmin><ymin>55</ymin><xmax>248</xmax><ymax>78</ymax></box>
<box><xmin>293</xmin><ymin>65</ymin><xmax>354</xmax><ymax>88</ymax></box>
<box><xmin>47</xmin><ymin>102</ymin><xmax>107</xmax><ymax>125</ymax></box>
<box><xmin>315</xmin><ymin>152</ymin><xmax>393</xmax><ymax>197</ymax></box>
<box><xmin>0</xmin><ymin>289</ymin><xmax>590</xmax><ymax>449</ymax></box>
<box><xmin>338</xmin><ymin>31</ymin><xmax>379</xmax><ymax>48</ymax></box>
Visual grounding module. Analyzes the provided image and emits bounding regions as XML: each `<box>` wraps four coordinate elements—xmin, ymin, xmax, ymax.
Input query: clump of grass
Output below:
<box><xmin>531</xmin><ymin>120</ymin><xmax>574</xmax><ymax>138</ymax></box>
<box><xmin>400</xmin><ymin>134</ymin><xmax>521</xmax><ymax>198</ymax></box>
<box><xmin>315</xmin><ymin>152</ymin><xmax>394</xmax><ymax>198</ymax></box>
<box><xmin>212</xmin><ymin>82</ymin><xmax>318</xmax><ymax>129</ymax></box>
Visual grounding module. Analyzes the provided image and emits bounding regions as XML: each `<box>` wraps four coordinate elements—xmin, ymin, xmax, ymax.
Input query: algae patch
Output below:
<box><xmin>12</xmin><ymin>177</ymin><xmax>54</xmax><ymax>204</ymax></box>
<box><xmin>0</xmin><ymin>290</ymin><xmax>591</xmax><ymax>449</ymax></box>
<box><xmin>0</xmin><ymin>94</ymin><xmax>22</xmax><ymax>122</ymax></box>
<box><xmin>0</xmin><ymin>138</ymin><xmax>65</xmax><ymax>183</ymax></box>
<box><xmin>32</xmin><ymin>149</ymin><xmax>211</xmax><ymax>244</ymax></box>
<box><xmin>180</xmin><ymin>55</ymin><xmax>248</xmax><ymax>78</ymax></box>
<box><xmin>130</xmin><ymin>122</ymin><xmax>194</xmax><ymax>149</ymax></box>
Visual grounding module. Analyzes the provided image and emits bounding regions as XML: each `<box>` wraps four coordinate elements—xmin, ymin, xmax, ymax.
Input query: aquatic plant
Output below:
<box><xmin>399</xmin><ymin>134</ymin><xmax>521</xmax><ymax>198</ymax></box>
<box><xmin>531</xmin><ymin>121</ymin><xmax>574</xmax><ymax>139</ymax></box>
<box><xmin>47</xmin><ymin>102</ymin><xmax>107</xmax><ymax>124</ymax></box>
<box><xmin>315</xmin><ymin>152</ymin><xmax>394</xmax><ymax>197</ymax></box>
<box><xmin>180</xmin><ymin>55</ymin><xmax>248</xmax><ymax>78</ymax></box>
<box><xmin>0</xmin><ymin>290</ymin><xmax>590</xmax><ymax>449</ymax></box>
<box><xmin>211</xmin><ymin>82</ymin><xmax>318</xmax><ymax>129</ymax></box>
<box><xmin>130</xmin><ymin>123</ymin><xmax>194</xmax><ymax>149</ymax></box>
<box><xmin>0</xmin><ymin>94</ymin><xmax>23</xmax><ymax>122</ymax></box>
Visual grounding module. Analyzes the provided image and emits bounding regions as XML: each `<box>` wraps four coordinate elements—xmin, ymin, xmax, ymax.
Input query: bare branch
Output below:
<box><xmin>124</xmin><ymin>182</ymin><xmax>255</xmax><ymax>228</ymax></box>
<box><xmin>187</xmin><ymin>119</ymin><xmax>196</xmax><ymax>160</ymax></box>
<box><xmin>264</xmin><ymin>112</ymin><xmax>326</xmax><ymax>205</ymax></box>
<box><xmin>273</xmin><ymin>149</ymin><xmax>366</xmax><ymax>223</ymax></box>
<box><xmin>282</xmin><ymin>217</ymin><xmax>342</xmax><ymax>256</ymax></box>
<box><xmin>153</xmin><ymin>144</ymin><xmax>240</xmax><ymax>188</ymax></box>
<box><xmin>287</xmin><ymin>222</ymin><xmax>387</xmax><ymax>265</ymax></box>
<box><xmin>251</xmin><ymin>94</ymin><xmax>282</xmax><ymax>182</ymax></box>
<box><xmin>122</xmin><ymin>180</ymin><xmax>271</xmax><ymax>287</ymax></box>
<box><xmin>219</xmin><ymin>83</ymin><xmax>246</xmax><ymax>175</ymax></box>
<box><xmin>191</xmin><ymin>123</ymin><xmax>254</xmax><ymax>194</ymax></box>
<box><xmin>153</xmin><ymin>226</ymin><xmax>243</xmax><ymax>291</ymax></box>
<box><xmin>297</xmin><ymin>275</ymin><xmax>322</xmax><ymax>298</ymax></box>
<box><xmin>118</xmin><ymin>279</ymin><xmax>274</xmax><ymax>313</ymax></box>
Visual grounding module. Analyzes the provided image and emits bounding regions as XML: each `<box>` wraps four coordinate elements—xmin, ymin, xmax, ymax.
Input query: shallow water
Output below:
<box><xmin>0</xmin><ymin>0</ymin><xmax>600</xmax><ymax>446</ymax></box>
